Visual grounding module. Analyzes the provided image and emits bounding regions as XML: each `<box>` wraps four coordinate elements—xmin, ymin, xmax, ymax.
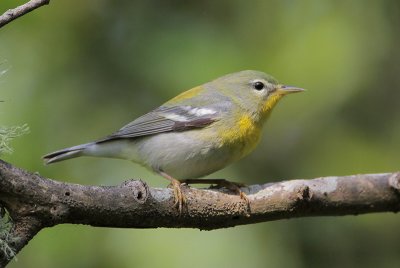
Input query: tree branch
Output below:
<box><xmin>0</xmin><ymin>0</ymin><xmax>50</xmax><ymax>28</ymax></box>
<box><xmin>0</xmin><ymin>159</ymin><xmax>399</xmax><ymax>266</ymax></box>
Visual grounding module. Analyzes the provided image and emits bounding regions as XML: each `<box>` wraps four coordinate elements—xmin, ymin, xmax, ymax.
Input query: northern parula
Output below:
<box><xmin>43</xmin><ymin>70</ymin><xmax>304</xmax><ymax>212</ymax></box>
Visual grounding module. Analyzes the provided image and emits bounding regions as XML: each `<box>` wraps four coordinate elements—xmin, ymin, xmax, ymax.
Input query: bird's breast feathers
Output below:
<box><xmin>217</xmin><ymin>114</ymin><xmax>262</xmax><ymax>156</ymax></box>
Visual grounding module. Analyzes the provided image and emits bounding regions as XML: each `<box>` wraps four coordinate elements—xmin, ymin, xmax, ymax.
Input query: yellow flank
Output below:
<box><xmin>168</xmin><ymin>86</ymin><xmax>203</xmax><ymax>103</ymax></box>
<box><xmin>219</xmin><ymin>114</ymin><xmax>261</xmax><ymax>155</ymax></box>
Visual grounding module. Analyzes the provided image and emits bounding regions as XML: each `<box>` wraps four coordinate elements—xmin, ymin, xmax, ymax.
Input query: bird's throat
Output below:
<box><xmin>261</xmin><ymin>94</ymin><xmax>284</xmax><ymax>117</ymax></box>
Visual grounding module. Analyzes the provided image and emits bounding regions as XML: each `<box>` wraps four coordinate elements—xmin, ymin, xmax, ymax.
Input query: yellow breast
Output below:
<box><xmin>218</xmin><ymin>114</ymin><xmax>261</xmax><ymax>156</ymax></box>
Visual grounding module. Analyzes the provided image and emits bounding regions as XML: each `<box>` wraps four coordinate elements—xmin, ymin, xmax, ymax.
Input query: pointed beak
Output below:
<box><xmin>275</xmin><ymin>84</ymin><xmax>305</xmax><ymax>95</ymax></box>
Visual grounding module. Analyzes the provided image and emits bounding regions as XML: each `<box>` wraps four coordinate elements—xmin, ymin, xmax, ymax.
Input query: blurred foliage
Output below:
<box><xmin>1</xmin><ymin>0</ymin><xmax>400</xmax><ymax>267</ymax></box>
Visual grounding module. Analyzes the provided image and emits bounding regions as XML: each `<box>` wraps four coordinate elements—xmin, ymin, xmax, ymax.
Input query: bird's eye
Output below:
<box><xmin>253</xmin><ymin>81</ymin><xmax>265</xmax><ymax>91</ymax></box>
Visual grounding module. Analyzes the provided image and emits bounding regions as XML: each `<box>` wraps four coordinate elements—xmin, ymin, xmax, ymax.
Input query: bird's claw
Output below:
<box><xmin>239</xmin><ymin>190</ymin><xmax>250</xmax><ymax>208</ymax></box>
<box><xmin>208</xmin><ymin>179</ymin><xmax>250</xmax><ymax>208</ymax></box>
<box><xmin>169</xmin><ymin>180</ymin><xmax>186</xmax><ymax>214</ymax></box>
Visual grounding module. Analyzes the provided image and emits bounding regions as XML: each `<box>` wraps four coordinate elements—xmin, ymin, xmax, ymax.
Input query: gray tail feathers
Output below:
<box><xmin>43</xmin><ymin>142</ymin><xmax>94</xmax><ymax>165</ymax></box>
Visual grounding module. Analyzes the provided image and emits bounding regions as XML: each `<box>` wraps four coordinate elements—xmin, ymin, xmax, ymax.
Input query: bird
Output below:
<box><xmin>43</xmin><ymin>70</ymin><xmax>304</xmax><ymax>212</ymax></box>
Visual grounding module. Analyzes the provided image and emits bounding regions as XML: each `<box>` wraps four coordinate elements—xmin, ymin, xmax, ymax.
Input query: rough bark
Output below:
<box><xmin>0</xmin><ymin>159</ymin><xmax>400</xmax><ymax>266</ymax></box>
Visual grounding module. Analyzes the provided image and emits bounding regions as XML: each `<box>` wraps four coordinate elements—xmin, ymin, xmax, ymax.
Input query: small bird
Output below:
<box><xmin>43</xmin><ymin>70</ymin><xmax>304</xmax><ymax>212</ymax></box>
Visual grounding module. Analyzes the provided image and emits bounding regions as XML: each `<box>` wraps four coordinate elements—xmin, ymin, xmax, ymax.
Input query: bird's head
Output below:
<box><xmin>212</xmin><ymin>70</ymin><xmax>304</xmax><ymax>122</ymax></box>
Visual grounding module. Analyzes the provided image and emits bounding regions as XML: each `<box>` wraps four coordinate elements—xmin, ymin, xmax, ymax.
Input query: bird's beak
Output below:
<box><xmin>275</xmin><ymin>84</ymin><xmax>305</xmax><ymax>95</ymax></box>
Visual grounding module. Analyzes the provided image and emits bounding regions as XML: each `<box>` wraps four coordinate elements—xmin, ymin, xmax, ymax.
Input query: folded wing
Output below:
<box><xmin>98</xmin><ymin>106</ymin><xmax>219</xmax><ymax>142</ymax></box>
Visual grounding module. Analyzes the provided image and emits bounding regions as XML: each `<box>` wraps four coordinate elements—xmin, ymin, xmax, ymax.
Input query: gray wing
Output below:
<box><xmin>98</xmin><ymin>106</ymin><xmax>219</xmax><ymax>142</ymax></box>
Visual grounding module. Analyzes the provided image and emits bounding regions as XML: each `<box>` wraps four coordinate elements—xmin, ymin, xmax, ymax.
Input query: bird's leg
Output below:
<box><xmin>158</xmin><ymin>171</ymin><xmax>186</xmax><ymax>213</ymax></box>
<box><xmin>180</xmin><ymin>179</ymin><xmax>250</xmax><ymax>206</ymax></box>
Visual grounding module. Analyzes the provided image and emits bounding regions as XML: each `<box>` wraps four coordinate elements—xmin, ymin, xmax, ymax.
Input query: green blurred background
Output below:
<box><xmin>1</xmin><ymin>0</ymin><xmax>400</xmax><ymax>267</ymax></box>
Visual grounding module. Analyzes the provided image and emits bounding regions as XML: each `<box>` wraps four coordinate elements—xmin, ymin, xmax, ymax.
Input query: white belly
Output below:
<box><xmin>84</xmin><ymin>130</ymin><xmax>241</xmax><ymax>179</ymax></box>
<box><xmin>135</xmin><ymin>131</ymin><xmax>237</xmax><ymax>179</ymax></box>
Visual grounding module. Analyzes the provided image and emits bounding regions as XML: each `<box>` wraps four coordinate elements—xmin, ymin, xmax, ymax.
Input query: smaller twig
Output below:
<box><xmin>0</xmin><ymin>0</ymin><xmax>50</xmax><ymax>28</ymax></box>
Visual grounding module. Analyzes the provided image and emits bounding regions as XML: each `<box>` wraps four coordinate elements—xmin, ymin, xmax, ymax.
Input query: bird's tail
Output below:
<box><xmin>43</xmin><ymin>142</ymin><xmax>94</xmax><ymax>165</ymax></box>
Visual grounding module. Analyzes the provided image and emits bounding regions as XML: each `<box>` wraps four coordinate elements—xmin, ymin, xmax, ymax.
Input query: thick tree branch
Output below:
<box><xmin>0</xmin><ymin>159</ymin><xmax>400</xmax><ymax>266</ymax></box>
<box><xmin>0</xmin><ymin>0</ymin><xmax>50</xmax><ymax>28</ymax></box>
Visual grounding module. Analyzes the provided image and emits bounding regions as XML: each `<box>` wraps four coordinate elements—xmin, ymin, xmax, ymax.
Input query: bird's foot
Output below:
<box><xmin>159</xmin><ymin>171</ymin><xmax>187</xmax><ymax>214</ymax></box>
<box><xmin>169</xmin><ymin>179</ymin><xmax>187</xmax><ymax>213</ymax></box>
<box><xmin>181</xmin><ymin>178</ymin><xmax>250</xmax><ymax>208</ymax></box>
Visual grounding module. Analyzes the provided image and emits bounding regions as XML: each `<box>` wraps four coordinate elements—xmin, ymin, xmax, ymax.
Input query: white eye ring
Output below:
<box><xmin>252</xmin><ymin>81</ymin><xmax>265</xmax><ymax>91</ymax></box>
